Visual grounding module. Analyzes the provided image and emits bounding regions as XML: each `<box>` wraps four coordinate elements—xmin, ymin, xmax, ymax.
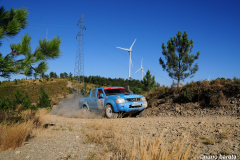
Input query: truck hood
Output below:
<box><xmin>108</xmin><ymin>94</ymin><xmax>143</xmax><ymax>99</ymax></box>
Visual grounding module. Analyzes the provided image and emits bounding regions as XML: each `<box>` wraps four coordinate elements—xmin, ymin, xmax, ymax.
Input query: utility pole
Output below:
<box><xmin>73</xmin><ymin>13</ymin><xmax>86</xmax><ymax>96</ymax></box>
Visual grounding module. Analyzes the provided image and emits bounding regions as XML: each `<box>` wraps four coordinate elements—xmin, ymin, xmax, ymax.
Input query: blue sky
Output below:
<box><xmin>1</xmin><ymin>0</ymin><xmax>240</xmax><ymax>86</ymax></box>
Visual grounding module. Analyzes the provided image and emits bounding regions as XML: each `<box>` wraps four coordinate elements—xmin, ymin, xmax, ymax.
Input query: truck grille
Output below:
<box><xmin>126</xmin><ymin>98</ymin><xmax>140</xmax><ymax>102</ymax></box>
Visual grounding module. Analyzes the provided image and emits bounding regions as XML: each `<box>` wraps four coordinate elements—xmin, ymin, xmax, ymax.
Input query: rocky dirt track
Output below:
<box><xmin>0</xmin><ymin>111</ymin><xmax>239</xmax><ymax>160</ymax></box>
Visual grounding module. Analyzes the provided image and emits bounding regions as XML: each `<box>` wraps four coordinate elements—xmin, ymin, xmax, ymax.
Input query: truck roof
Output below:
<box><xmin>93</xmin><ymin>86</ymin><xmax>125</xmax><ymax>89</ymax></box>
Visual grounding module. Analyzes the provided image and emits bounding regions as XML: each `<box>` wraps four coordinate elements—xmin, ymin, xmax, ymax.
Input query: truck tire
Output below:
<box><xmin>105</xmin><ymin>104</ymin><xmax>118</xmax><ymax>119</ymax></box>
<box><xmin>83</xmin><ymin>105</ymin><xmax>88</xmax><ymax>111</ymax></box>
<box><xmin>138</xmin><ymin>109</ymin><xmax>145</xmax><ymax>117</ymax></box>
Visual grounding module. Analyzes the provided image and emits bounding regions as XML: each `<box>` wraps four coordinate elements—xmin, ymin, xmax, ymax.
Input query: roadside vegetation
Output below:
<box><xmin>146</xmin><ymin>77</ymin><xmax>240</xmax><ymax>108</ymax></box>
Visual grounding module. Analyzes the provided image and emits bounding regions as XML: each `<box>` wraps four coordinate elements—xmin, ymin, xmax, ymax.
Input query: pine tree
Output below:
<box><xmin>37</xmin><ymin>87</ymin><xmax>51</xmax><ymax>109</ymax></box>
<box><xmin>22</xmin><ymin>92</ymin><xmax>31</xmax><ymax>110</ymax></box>
<box><xmin>69</xmin><ymin>72</ymin><xmax>72</xmax><ymax>78</ymax></box>
<box><xmin>0</xmin><ymin>6</ymin><xmax>61</xmax><ymax>78</ymax></box>
<box><xmin>159</xmin><ymin>31</ymin><xmax>200</xmax><ymax>88</ymax></box>
<box><xmin>14</xmin><ymin>89</ymin><xmax>23</xmax><ymax>105</ymax></box>
<box><xmin>142</xmin><ymin>70</ymin><xmax>156</xmax><ymax>91</ymax></box>
<box><xmin>0</xmin><ymin>95</ymin><xmax>6</xmax><ymax>111</ymax></box>
<box><xmin>49</xmin><ymin>71</ymin><xmax>54</xmax><ymax>78</ymax></box>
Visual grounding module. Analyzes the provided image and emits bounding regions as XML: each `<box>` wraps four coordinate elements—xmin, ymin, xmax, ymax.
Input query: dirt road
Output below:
<box><xmin>0</xmin><ymin>112</ymin><xmax>239</xmax><ymax>160</ymax></box>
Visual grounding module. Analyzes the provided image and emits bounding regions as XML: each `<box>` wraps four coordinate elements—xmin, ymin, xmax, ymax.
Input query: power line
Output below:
<box><xmin>85</xmin><ymin>30</ymin><xmax>172</xmax><ymax>83</ymax></box>
<box><xmin>25</xmin><ymin>22</ymin><xmax>172</xmax><ymax>83</ymax></box>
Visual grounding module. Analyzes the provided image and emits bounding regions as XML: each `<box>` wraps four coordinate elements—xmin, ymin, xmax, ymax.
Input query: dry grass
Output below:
<box><xmin>200</xmin><ymin>136</ymin><xmax>215</xmax><ymax>145</ymax></box>
<box><xmin>83</xmin><ymin>123</ymin><xmax>116</xmax><ymax>145</ymax></box>
<box><xmin>0</xmin><ymin>108</ymin><xmax>49</xmax><ymax>151</ymax></box>
<box><xmin>218</xmin><ymin>131</ymin><xmax>230</xmax><ymax>139</ymax></box>
<box><xmin>0</xmin><ymin>121</ymin><xmax>34</xmax><ymax>150</ymax></box>
<box><xmin>116</xmin><ymin>132</ymin><xmax>192</xmax><ymax>160</ymax></box>
<box><xmin>82</xmin><ymin>121</ymin><xmax>194</xmax><ymax>160</ymax></box>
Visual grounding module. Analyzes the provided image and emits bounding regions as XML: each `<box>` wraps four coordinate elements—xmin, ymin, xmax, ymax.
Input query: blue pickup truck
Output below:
<box><xmin>79</xmin><ymin>87</ymin><xmax>147</xmax><ymax>118</ymax></box>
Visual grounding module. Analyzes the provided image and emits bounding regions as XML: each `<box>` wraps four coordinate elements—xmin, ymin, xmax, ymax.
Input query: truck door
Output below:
<box><xmin>88</xmin><ymin>89</ymin><xmax>97</xmax><ymax>110</ymax></box>
<box><xmin>96</xmin><ymin>89</ymin><xmax>105</xmax><ymax>110</ymax></box>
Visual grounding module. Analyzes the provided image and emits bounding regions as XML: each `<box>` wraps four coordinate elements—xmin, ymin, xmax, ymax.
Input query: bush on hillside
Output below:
<box><xmin>37</xmin><ymin>87</ymin><xmax>51</xmax><ymax>109</ymax></box>
<box><xmin>145</xmin><ymin>78</ymin><xmax>240</xmax><ymax>108</ymax></box>
<box><xmin>21</xmin><ymin>93</ymin><xmax>32</xmax><ymax>110</ymax></box>
<box><xmin>13</xmin><ymin>89</ymin><xmax>23</xmax><ymax>106</ymax></box>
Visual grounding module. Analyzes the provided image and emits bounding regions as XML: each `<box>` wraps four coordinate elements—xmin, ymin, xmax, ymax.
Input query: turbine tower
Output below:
<box><xmin>135</xmin><ymin>58</ymin><xmax>145</xmax><ymax>81</ymax></box>
<box><xmin>73</xmin><ymin>13</ymin><xmax>86</xmax><ymax>96</ymax></box>
<box><xmin>117</xmin><ymin>39</ymin><xmax>136</xmax><ymax>80</ymax></box>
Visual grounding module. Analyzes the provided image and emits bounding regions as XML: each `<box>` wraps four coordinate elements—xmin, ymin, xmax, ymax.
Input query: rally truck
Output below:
<box><xmin>79</xmin><ymin>87</ymin><xmax>147</xmax><ymax>118</ymax></box>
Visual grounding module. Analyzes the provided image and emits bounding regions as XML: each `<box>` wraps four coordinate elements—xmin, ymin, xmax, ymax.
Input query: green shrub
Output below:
<box><xmin>13</xmin><ymin>89</ymin><xmax>23</xmax><ymax>105</ymax></box>
<box><xmin>37</xmin><ymin>87</ymin><xmax>51</xmax><ymax>109</ymax></box>
<box><xmin>69</xmin><ymin>87</ymin><xmax>72</xmax><ymax>94</ymax></box>
<box><xmin>5</xmin><ymin>97</ymin><xmax>13</xmax><ymax>110</ymax></box>
<box><xmin>183</xmin><ymin>87</ymin><xmax>196</xmax><ymax>102</ymax></box>
<box><xmin>0</xmin><ymin>96</ymin><xmax>6</xmax><ymax>111</ymax></box>
<box><xmin>21</xmin><ymin>93</ymin><xmax>31</xmax><ymax>110</ymax></box>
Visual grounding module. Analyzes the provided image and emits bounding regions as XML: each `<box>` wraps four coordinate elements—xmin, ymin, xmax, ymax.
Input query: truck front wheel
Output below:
<box><xmin>105</xmin><ymin>104</ymin><xmax>118</xmax><ymax>119</ymax></box>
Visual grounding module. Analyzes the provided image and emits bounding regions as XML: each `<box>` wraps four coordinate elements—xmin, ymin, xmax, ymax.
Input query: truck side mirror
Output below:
<box><xmin>100</xmin><ymin>93</ymin><xmax>103</xmax><ymax>98</ymax></box>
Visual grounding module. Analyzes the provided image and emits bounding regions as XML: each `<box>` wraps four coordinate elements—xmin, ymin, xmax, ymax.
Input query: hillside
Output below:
<box><xmin>0</xmin><ymin>78</ymin><xmax>97</xmax><ymax>105</ymax></box>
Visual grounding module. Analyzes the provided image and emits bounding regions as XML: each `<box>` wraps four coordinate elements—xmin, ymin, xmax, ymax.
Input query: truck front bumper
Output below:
<box><xmin>115</xmin><ymin>101</ymin><xmax>147</xmax><ymax>113</ymax></box>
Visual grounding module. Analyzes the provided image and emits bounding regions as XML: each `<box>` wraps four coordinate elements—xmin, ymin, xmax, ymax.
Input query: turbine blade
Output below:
<box><xmin>141</xmin><ymin>58</ymin><xmax>143</xmax><ymax>67</ymax></box>
<box><xmin>130</xmin><ymin>38</ymin><xmax>137</xmax><ymax>50</ymax></box>
<box><xmin>135</xmin><ymin>68</ymin><xmax>141</xmax><ymax>73</ymax></box>
<box><xmin>116</xmin><ymin>47</ymin><xmax>130</xmax><ymax>51</ymax></box>
<box><xmin>143</xmin><ymin>70</ymin><xmax>146</xmax><ymax>74</ymax></box>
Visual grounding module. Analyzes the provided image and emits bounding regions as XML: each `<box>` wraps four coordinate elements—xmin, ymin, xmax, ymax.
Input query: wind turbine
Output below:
<box><xmin>135</xmin><ymin>58</ymin><xmax>145</xmax><ymax>81</ymax></box>
<box><xmin>117</xmin><ymin>39</ymin><xmax>137</xmax><ymax>80</ymax></box>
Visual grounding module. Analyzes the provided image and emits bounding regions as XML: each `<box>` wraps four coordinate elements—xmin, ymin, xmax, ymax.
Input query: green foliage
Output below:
<box><xmin>50</xmin><ymin>71</ymin><xmax>58</xmax><ymax>78</ymax></box>
<box><xmin>14</xmin><ymin>79</ymin><xmax>17</xmax><ymax>84</ymax></box>
<box><xmin>159</xmin><ymin>31</ymin><xmax>200</xmax><ymax>87</ymax></box>
<box><xmin>69</xmin><ymin>72</ymin><xmax>73</xmax><ymax>78</ymax></box>
<box><xmin>0</xmin><ymin>6</ymin><xmax>61</xmax><ymax>78</ymax></box>
<box><xmin>131</xmin><ymin>87</ymin><xmax>143</xmax><ymax>94</ymax></box>
<box><xmin>60</xmin><ymin>72</ymin><xmax>68</xmax><ymax>78</ymax></box>
<box><xmin>0</xmin><ymin>95</ymin><xmax>6</xmax><ymax>110</ymax></box>
<box><xmin>6</xmin><ymin>97</ymin><xmax>13</xmax><ymax>110</ymax></box>
<box><xmin>0</xmin><ymin>6</ymin><xmax>28</xmax><ymax>46</ymax></box>
<box><xmin>14</xmin><ymin>89</ymin><xmax>23</xmax><ymax>105</ymax></box>
<box><xmin>21</xmin><ymin>92</ymin><xmax>32</xmax><ymax>110</ymax></box>
<box><xmin>183</xmin><ymin>87</ymin><xmax>196</xmax><ymax>102</ymax></box>
<box><xmin>142</xmin><ymin>70</ymin><xmax>156</xmax><ymax>91</ymax></box>
<box><xmin>69</xmin><ymin>87</ymin><xmax>72</xmax><ymax>94</ymax></box>
<box><xmin>37</xmin><ymin>87</ymin><xmax>51</xmax><ymax>109</ymax></box>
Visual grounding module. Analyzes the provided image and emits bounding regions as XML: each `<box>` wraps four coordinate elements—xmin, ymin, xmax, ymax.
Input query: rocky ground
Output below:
<box><xmin>0</xmin><ymin>112</ymin><xmax>239</xmax><ymax>160</ymax></box>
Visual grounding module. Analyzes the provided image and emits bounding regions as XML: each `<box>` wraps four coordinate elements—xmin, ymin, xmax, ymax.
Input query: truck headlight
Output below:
<box><xmin>116</xmin><ymin>98</ymin><xmax>126</xmax><ymax>103</ymax></box>
<box><xmin>140</xmin><ymin>97</ymin><xmax>146</xmax><ymax>101</ymax></box>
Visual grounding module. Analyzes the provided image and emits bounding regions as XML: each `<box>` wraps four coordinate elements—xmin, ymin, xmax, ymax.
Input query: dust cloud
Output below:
<box><xmin>50</xmin><ymin>96</ymin><xmax>105</xmax><ymax>119</ymax></box>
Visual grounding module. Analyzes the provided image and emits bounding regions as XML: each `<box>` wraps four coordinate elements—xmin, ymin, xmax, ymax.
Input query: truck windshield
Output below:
<box><xmin>104</xmin><ymin>88</ymin><xmax>130</xmax><ymax>96</ymax></box>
